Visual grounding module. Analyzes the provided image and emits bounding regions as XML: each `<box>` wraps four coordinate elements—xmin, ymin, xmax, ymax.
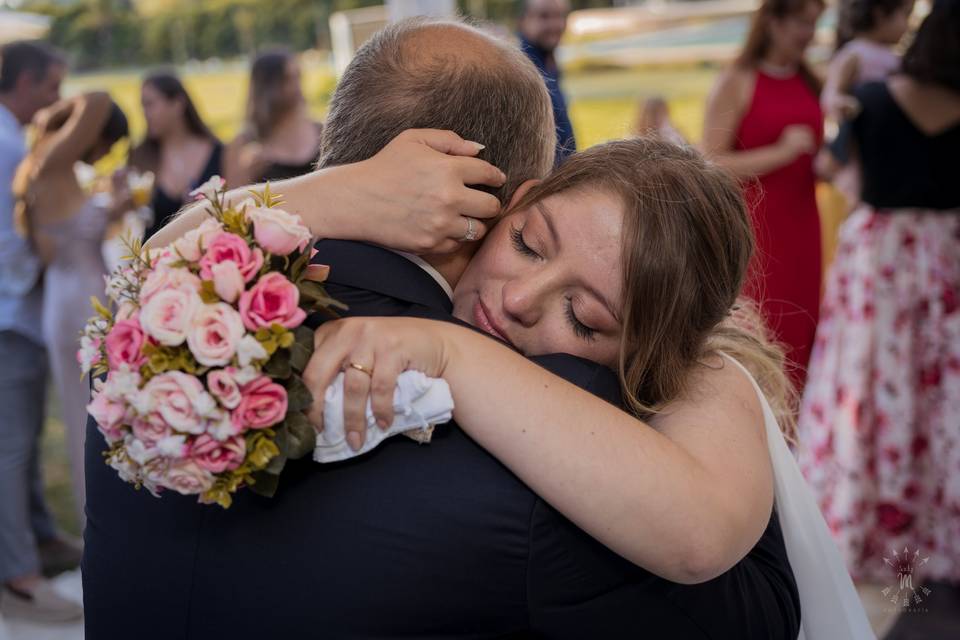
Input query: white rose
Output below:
<box><xmin>140</xmin><ymin>287</ymin><xmax>201</xmax><ymax>346</ymax></box>
<box><xmin>172</xmin><ymin>217</ymin><xmax>223</xmax><ymax>262</ymax></box>
<box><xmin>186</xmin><ymin>302</ymin><xmax>246</xmax><ymax>367</ymax></box>
<box><xmin>245</xmin><ymin>204</ymin><xmax>313</xmax><ymax>255</ymax></box>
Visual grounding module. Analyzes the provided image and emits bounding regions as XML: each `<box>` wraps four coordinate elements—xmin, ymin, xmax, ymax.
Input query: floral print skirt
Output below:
<box><xmin>798</xmin><ymin>206</ymin><xmax>960</xmax><ymax>582</ymax></box>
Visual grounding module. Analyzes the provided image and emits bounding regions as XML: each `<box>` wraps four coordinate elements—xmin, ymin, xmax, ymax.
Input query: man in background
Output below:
<box><xmin>0</xmin><ymin>40</ymin><xmax>82</xmax><ymax>623</ymax></box>
<box><xmin>518</xmin><ymin>0</ymin><xmax>576</xmax><ymax>164</ymax></box>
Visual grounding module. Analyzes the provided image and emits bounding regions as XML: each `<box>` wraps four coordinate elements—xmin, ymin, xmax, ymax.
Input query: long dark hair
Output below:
<box><xmin>245</xmin><ymin>47</ymin><xmax>296</xmax><ymax>140</ymax></box>
<box><xmin>129</xmin><ymin>71</ymin><xmax>216</xmax><ymax>174</ymax></box>
<box><xmin>901</xmin><ymin>0</ymin><xmax>960</xmax><ymax>91</ymax></box>
<box><xmin>737</xmin><ymin>0</ymin><xmax>825</xmax><ymax>94</ymax></box>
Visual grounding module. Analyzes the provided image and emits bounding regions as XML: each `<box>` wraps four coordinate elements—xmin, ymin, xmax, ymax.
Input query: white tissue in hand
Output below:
<box><xmin>313</xmin><ymin>370</ymin><xmax>454</xmax><ymax>463</ymax></box>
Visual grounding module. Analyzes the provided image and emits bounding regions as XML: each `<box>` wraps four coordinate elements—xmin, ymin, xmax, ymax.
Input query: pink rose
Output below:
<box><xmin>87</xmin><ymin>388</ymin><xmax>126</xmax><ymax>444</ymax></box>
<box><xmin>246</xmin><ymin>205</ymin><xmax>313</xmax><ymax>255</ymax></box>
<box><xmin>191</xmin><ymin>434</ymin><xmax>245</xmax><ymax>473</ymax></box>
<box><xmin>207</xmin><ymin>369</ymin><xmax>242</xmax><ymax>409</ymax></box>
<box><xmin>140</xmin><ymin>266</ymin><xmax>202</xmax><ymax>305</ymax></box>
<box><xmin>172</xmin><ymin>217</ymin><xmax>223</xmax><ymax>262</ymax></box>
<box><xmin>232</xmin><ymin>376</ymin><xmax>288</xmax><ymax>430</ymax></box>
<box><xmin>186</xmin><ymin>303</ymin><xmax>245</xmax><ymax>367</ymax></box>
<box><xmin>160</xmin><ymin>459</ymin><xmax>214</xmax><ymax>495</ymax></box>
<box><xmin>238</xmin><ymin>272</ymin><xmax>306</xmax><ymax>330</ymax></box>
<box><xmin>210</xmin><ymin>262</ymin><xmax>244</xmax><ymax>303</ymax></box>
<box><xmin>198</xmin><ymin>232</ymin><xmax>264</xmax><ymax>284</ymax></box>
<box><xmin>131</xmin><ymin>415</ymin><xmax>171</xmax><ymax>449</ymax></box>
<box><xmin>140</xmin><ymin>287</ymin><xmax>201</xmax><ymax>346</ymax></box>
<box><xmin>140</xmin><ymin>371</ymin><xmax>215</xmax><ymax>435</ymax></box>
<box><xmin>105</xmin><ymin>319</ymin><xmax>148</xmax><ymax>369</ymax></box>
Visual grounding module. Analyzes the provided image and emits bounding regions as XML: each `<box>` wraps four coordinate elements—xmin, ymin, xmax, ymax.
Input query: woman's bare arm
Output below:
<box><xmin>306</xmin><ymin>317</ymin><xmax>775</xmax><ymax>584</ymax></box>
<box><xmin>34</xmin><ymin>92</ymin><xmax>113</xmax><ymax>170</ymax></box>
<box><xmin>702</xmin><ymin>68</ymin><xmax>811</xmax><ymax>178</ymax></box>
<box><xmin>146</xmin><ymin>129</ymin><xmax>506</xmax><ymax>255</ymax></box>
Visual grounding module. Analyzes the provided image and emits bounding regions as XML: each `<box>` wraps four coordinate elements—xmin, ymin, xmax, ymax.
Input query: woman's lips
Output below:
<box><xmin>473</xmin><ymin>298</ymin><xmax>511</xmax><ymax>344</ymax></box>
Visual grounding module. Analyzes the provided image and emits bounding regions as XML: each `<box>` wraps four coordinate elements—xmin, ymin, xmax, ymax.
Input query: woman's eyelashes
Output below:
<box><xmin>565</xmin><ymin>296</ymin><xmax>597</xmax><ymax>341</ymax></box>
<box><xmin>510</xmin><ymin>224</ymin><xmax>540</xmax><ymax>260</ymax></box>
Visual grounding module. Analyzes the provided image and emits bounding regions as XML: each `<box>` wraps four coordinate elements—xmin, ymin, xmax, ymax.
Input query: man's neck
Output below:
<box><xmin>422</xmin><ymin>248</ymin><xmax>475</xmax><ymax>290</ymax></box>
<box><xmin>0</xmin><ymin>94</ymin><xmax>26</xmax><ymax>126</ymax></box>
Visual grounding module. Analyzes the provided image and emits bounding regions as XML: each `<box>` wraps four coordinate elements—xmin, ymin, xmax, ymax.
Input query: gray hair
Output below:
<box><xmin>318</xmin><ymin>17</ymin><xmax>556</xmax><ymax>205</ymax></box>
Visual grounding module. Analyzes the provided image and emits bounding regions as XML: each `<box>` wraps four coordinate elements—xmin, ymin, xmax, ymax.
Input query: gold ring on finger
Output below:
<box><xmin>347</xmin><ymin>361</ymin><xmax>374</xmax><ymax>377</ymax></box>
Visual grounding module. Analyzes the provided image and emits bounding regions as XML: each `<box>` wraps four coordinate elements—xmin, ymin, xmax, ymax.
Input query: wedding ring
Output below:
<box><xmin>460</xmin><ymin>217</ymin><xmax>479</xmax><ymax>242</ymax></box>
<box><xmin>347</xmin><ymin>362</ymin><xmax>373</xmax><ymax>377</ymax></box>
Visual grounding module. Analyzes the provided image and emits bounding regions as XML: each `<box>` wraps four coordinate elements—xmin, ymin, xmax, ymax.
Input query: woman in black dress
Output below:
<box><xmin>129</xmin><ymin>71</ymin><xmax>222</xmax><ymax>240</ymax></box>
<box><xmin>224</xmin><ymin>47</ymin><xmax>323</xmax><ymax>186</ymax></box>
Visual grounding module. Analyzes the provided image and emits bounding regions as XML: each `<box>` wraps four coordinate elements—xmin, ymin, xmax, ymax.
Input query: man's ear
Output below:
<box><xmin>506</xmin><ymin>179</ymin><xmax>540</xmax><ymax>211</ymax></box>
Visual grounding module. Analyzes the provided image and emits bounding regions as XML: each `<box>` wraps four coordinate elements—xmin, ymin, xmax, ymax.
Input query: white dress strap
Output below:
<box><xmin>722</xmin><ymin>354</ymin><xmax>876</xmax><ymax>640</ymax></box>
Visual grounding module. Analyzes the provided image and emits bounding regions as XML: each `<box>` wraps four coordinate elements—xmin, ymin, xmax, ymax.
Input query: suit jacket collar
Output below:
<box><xmin>312</xmin><ymin>239</ymin><xmax>453</xmax><ymax>314</ymax></box>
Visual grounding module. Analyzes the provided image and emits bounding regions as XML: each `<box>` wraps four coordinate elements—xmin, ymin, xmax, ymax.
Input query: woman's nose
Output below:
<box><xmin>501</xmin><ymin>278</ymin><xmax>545</xmax><ymax>328</ymax></box>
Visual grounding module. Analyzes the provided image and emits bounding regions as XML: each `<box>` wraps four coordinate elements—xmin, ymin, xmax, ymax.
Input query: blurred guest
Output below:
<box><xmin>224</xmin><ymin>48</ymin><xmax>323</xmax><ymax>186</ymax></box>
<box><xmin>13</xmin><ymin>92</ymin><xmax>129</xmax><ymax>541</ymax></box>
<box><xmin>0</xmin><ymin>40</ymin><xmax>84</xmax><ymax>624</ymax></box>
<box><xmin>130</xmin><ymin>71</ymin><xmax>222</xmax><ymax>240</ymax></box>
<box><xmin>702</xmin><ymin>0</ymin><xmax>825</xmax><ymax>389</ymax></box>
<box><xmin>518</xmin><ymin>0</ymin><xmax>575</xmax><ymax>165</ymax></box>
<box><xmin>631</xmin><ymin>96</ymin><xmax>686</xmax><ymax>145</ymax></box>
<box><xmin>799</xmin><ymin>0</ymin><xmax>960</xmax><ymax>584</ymax></box>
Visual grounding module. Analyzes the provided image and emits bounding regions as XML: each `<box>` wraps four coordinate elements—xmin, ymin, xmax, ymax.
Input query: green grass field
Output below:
<box><xmin>43</xmin><ymin>62</ymin><xmax>721</xmax><ymax>535</ymax></box>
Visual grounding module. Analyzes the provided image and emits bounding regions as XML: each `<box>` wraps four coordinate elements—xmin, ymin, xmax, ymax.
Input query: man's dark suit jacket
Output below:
<box><xmin>82</xmin><ymin>240</ymin><xmax>800</xmax><ymax>639</ymax></box>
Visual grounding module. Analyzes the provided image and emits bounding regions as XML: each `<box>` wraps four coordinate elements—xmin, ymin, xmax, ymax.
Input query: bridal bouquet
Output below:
<box><xmin>79</xmin><ymin>177</ymin><xmax>341</xmax><ymax>508</ymax></box>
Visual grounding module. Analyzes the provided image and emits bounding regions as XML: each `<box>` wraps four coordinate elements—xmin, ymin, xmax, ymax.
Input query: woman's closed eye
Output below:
<box><xmin>565</xmin><ymin>296</ymin><xmax>597</xmax><ymax>341</ymax></box>
<box><xmin>510</xmin><ymin>224</ymin><xmax>541</xmax><ymax>260</ymax></box>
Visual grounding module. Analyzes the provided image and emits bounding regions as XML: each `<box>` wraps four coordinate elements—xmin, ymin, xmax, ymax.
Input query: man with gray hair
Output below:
<box><xmin>0</xmin><ymin>40</ymin><xmax>83</xmax><ymax>623</ymax></box>
<box><xmin>84</xmin><ymin>18</ymin><xmax>655</xmax><ymax>638</ymax></box>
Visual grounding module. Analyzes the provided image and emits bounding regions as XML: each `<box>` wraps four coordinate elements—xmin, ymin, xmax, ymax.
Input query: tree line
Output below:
<box><xmin>22</xmin><ymin>0</ymin><xmax>614</xmax><ymax>71</ymax></box>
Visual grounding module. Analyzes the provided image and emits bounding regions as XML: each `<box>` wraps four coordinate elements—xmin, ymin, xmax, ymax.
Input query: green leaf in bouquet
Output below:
<box><xmin>297</xmin><ymin>280</ymin><xmax>348</xmax><ymax>312</ymax></box>
<box><xmin>90</xmin><ymin>296</ymin><xmax>113</xmax><ymax>322</ymax></box>
<box><xmin>248</xmin><ymin>470</ymin><xmax>280</xmax><ymax>498</ymax></box>
<box><xmin>290</xmin><ymin>326</ymin><xmax>314</xmax><ymax>373</ymax></box>
<box><xmin>264</xmin><ymin>428</ymin><xmax>288</xmax><ymax>474</ymax></box>
<box><xmin>264</xmin><ymin>348</ymin><xmax>292</xmax><ymax>379</ymax></box>
<box><xmin>199</xmin><ymin>280</ymin><xmax>220</xmax><ymax>304</ymax></box>
<box><xmin>285</xmin><ymin>374</ymin><xmax>314</xmax><ymax>413</ymax></box>
<box><xmin>246</xmin><ymin>429</ymin><xmax>281</xmax><ymax>470</ymax></box>
<box><xmin>289</xmin><ymin>248</ymin><xmax>312</xmax><ymax>282</ymax></box>
<box><xmin>284</xmin><ymin>412</ymin><xmax>316</xmax><ymax>460</ymax></box>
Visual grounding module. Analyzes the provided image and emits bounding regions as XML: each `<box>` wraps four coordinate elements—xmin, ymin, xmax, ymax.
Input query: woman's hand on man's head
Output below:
<box><xmin>334</xmin><ymin>129</ymin><xmax>507</xmax><ymax>254</ymax></box>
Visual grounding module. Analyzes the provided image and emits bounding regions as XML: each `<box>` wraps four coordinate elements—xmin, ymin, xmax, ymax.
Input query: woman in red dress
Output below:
<box><xmin>703</xmin><ymin>0</ymin><xmax>825</xmax><ymax>390</ymax></box>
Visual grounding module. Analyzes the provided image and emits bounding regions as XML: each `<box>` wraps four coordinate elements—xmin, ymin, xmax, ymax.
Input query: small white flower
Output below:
<box><xmin>231</xmin><ymin>365</ymin><xmax>260</xmax><ymax>386</ymax></box>
<box><xmin>157</xmin><ymin>435</ymin><xmax>188</xmax><ymax>458</ymax></box>
<box><xmin>127</xmin><ymin>437</ymin><xmax>159</xmax><ymax>465</ymax></box>
<box><xmin>236</xmin><ymin>335</ymin><xmax>268</xmax><ymax>368</ymax></box>
<box><xmin>206</xmin><ymin>409</ymin><xmax>236</xmax><ymax>442</ymax></box>
<box><xmin>131</xmin><ymin>388</ymin><xmax>155</xmax><ymax>415</ymax></box>
<box><xmin>192</xmin><ymin>390</ymin><xmax>218</xmax><ymax>418</ymax></box>
<box><xmin>77</xmin><ymin>335</ymin><xmax>101</xmax><ymax>376</ymax></box>
<box><xmin>108</xmin><ymin>367</ymin><xmax>142</xmax><ymax>400</ymax></box>
<box><xmin>108</xmin><ymin>453</ymin><xmax>140</xmax><ymax>485</ymax></box>
<box><xmin>188</xmin><ymin>175</ymin><xmax>225</xmax><ymax>202</ymax></box>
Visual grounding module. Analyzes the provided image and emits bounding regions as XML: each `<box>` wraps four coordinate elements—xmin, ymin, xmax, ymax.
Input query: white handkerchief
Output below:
<box><xmin>314</xmin><ymin>370</ymin><xmax>454</xmax><ymax>463</ymax></box>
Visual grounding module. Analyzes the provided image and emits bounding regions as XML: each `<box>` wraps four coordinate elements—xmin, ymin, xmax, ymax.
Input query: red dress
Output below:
<box><xmin>736</xmin><ymin>70</ymin><xmax>824</xmax><ymax>389</ymax></box>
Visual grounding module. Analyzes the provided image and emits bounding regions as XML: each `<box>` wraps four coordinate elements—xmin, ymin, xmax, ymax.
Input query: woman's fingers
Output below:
<box><xmin>369</xmin><ymin>351</ymin><xmax>403</xmax><ymax>431</ymax></box>
<box><xmin>302</xmin><ymin>325</ymin><xmax>346</xmax><ymax>431</ymax></box>
<box><xmin>405</xmin><ymin>128</ymin><xmax>484</xmax><ymax>157</ymax></box>
<box><xmin>451</xmin><ymin>156</ymin><xmax>507</xmax><ymax>190</ymax></box>
<box><xmin>341</xmin><ymin>347</ymin><xmax>376</xmax><ymax>451</ymax></box>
